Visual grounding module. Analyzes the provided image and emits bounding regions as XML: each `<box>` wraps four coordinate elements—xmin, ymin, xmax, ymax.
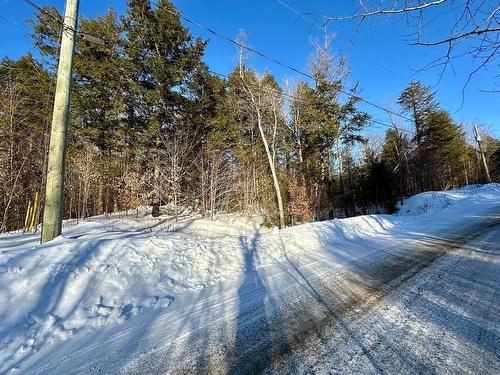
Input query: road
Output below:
<box><xmin>25</xmin><ymin>209</ymin><xmax>500</xmax><ymax>374</ymax></box>
<box><xmin>120</xmin><ymin>210</ymin><xmax>499</xmax><ymax>374</ymax></box>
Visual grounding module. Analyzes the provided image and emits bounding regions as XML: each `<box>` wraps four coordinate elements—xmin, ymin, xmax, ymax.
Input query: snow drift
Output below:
<box><xmin>397</xmin><ymin>183</ymin><xmax>500</xmax><ymax>216</ymax></box>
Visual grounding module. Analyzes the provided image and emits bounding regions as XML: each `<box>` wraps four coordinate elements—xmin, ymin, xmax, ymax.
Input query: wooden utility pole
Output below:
<box><xmin>473</xmin><ymin>124</ymin><xmax>491</xmax><ymax>183</ymax></box>
<box><xmin>41</xmin><ymin>0</ymin><xmax>80</xmax><ymax>243</ymax></box>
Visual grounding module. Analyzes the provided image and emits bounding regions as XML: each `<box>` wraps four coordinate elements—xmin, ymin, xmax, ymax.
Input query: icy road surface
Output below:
<box><xmin>16</xmin><ymin>209</ymin><xmax>499</xmax><ymax>374</ymax></box>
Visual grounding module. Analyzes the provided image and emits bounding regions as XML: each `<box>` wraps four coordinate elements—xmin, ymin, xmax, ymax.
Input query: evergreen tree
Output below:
<box><xmin>72</xmin><ymin>10</ymin><xmax>128</xmax><ymax>151</ymax></box>
<box><xmin>398</xmin><ymin>80</ymin><xmax>438</xmax><ymax>145</ymax></box>
<box><xmin>483</xmin><ymin>134</ymin><xmax>500</xmax><ymax>182</ymax></box>
<box><xmin>122</xmin><ymin>0</ymin><xmax>206</xmax><ymax>137</ymax></box>
<box><xmin>423</xmin><ymin>111</ymin><xmax>468</xmax><ymax>189</ymax></box>
<box><xmin>1</xmin><ymin>1</ymin><xmax>492</xmax><ymax>232</ymax></box>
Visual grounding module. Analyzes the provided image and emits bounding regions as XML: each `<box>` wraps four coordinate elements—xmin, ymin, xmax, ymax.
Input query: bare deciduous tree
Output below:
<box><xmin>238</xmin><ymin>41</ymin><xmax>287</xmax><ymax>228</ymax></box>
<box><xmin>0</xmin><ymin>74</ymin><xmax>29</xmax><ymax>232</ymax></box>
<box><xmin>159</xmin><ymin>132</ymin><xmax>197</xmax><ymax>221</ymax></box>
<box><xmin>303</xmin><ymin>1</ymin><xmax>500</xmax><ymax>92</ymax></box>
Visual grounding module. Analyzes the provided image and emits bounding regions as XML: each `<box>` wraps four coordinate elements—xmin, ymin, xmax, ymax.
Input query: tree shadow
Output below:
<box><xmin>227</xmin><ymin>232</ymin><xmax>273</xmax><ymax>374</ymax></box>
<box><xmin>280</xmin><ymin>242</ymin><xmax>387</xmax><ymax>374</ymax></box>
<box><xmin>3</xmin><ymin>209</ymin><xmax>497</xmax><ymax>373</ymax></box>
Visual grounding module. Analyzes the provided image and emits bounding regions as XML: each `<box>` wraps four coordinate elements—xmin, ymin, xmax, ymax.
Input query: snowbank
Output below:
<box><xmin>0</xmin><ymin>184</ymin><xmax>498</xmax><ymax>372</ymax></box>
<box><xmin>397</xmin><ymin>183</ymin><xmax>500</xmax><ymax>216</ymax></box>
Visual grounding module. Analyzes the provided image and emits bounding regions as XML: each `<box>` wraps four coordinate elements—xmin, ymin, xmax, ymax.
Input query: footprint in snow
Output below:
<box><xmin>147</xmin><ymin>295</ymin><xmax>175</xmax><ymax>308</ymax></box>
<box><xmin>158</xmin><ymin>295</ymin><xmax>175</xmax><ymax>308</ymax></box>
<box><xmin>94</xmin><ymin>296</ymin><xmax>114</xmax><ymax>317</ymax></box>
<box><xmin>120</xmin><ymin>296</ymin><xmax>174</xmax><ymax>320</ymax></box>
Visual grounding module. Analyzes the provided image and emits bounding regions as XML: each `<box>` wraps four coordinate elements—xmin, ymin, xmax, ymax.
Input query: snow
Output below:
<box><xmin>0</xmin><ymin>183</ymin><xmax>498</xmax><ymax>373</ymax></box>
<box><xmin>397</xmin><ymin>183</ymin><xmax>500</xmax><ymax>216</ymax></box>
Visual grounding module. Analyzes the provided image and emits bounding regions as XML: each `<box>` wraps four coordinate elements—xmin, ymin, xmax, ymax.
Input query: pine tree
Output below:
<box><xmin>398</xmin><ymin>80</ymin><xmax>438</xmax><ymax>145</ymax></box>
<box><xmin>123</xmin><ymin>0</ymin><xmax>206</xmax><ymax>135</ymax></box>
<box><xmin>423</xmin><ymin>111</ymin><xmax>468</xmax><ymax>189</ymax></box>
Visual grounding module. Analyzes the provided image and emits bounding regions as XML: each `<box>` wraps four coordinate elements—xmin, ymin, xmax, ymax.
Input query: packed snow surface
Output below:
<box><xmin>0</xmin><ymin>183</ymin><xmax>498</xmax><ymax>373</ymax></box>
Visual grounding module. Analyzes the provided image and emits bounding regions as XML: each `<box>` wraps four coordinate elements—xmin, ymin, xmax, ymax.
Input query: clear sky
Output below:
<box><xmin>1</xmin><ymin>0</ymin><xmax>498</xmax><ymax>137</ymax></box>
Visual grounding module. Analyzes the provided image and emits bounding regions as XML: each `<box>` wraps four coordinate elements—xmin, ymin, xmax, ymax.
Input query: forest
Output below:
<box><xmin>1</xmin><ymin>0</ymin><xmax>498</xmax><ymax>233</ymax></box>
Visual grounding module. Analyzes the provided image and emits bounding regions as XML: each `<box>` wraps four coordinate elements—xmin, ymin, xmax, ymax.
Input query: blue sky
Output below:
<box><xmin>1</xmin><ymin>0</ymin><xmax>498</xmax><ymax>137</ymax></box>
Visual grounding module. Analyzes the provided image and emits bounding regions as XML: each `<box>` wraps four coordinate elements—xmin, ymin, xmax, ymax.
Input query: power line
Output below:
<box><xmin>275</xmin><ymin>0</ymin><xmax>319</xmax><ymax>28</ymax></box>
<box><xmin>209</xmin><ymin>70</ymin><xmax>414</xmax><ymax>135</ymax></box>
<box><xmin>24</xmin><ymin>0</ymin><xmax>413</xmax><ymax>122</ymax></box>
<box><xmin>21</xmin><ymin>0</ymin><xmax>414</xmax><ymax>136</ymax></box>
<box><xmin>0</xmin><ymin>14</ymin><xmax>20</xmax><ymax>27</ymax></box>
<box><xmin>148</xmin><ymin>1</ymin><xmax>414</xmax><ymax>123</ymax></box>
<box><xmin>22</xmin><ymin>0</ymin><xmax>465</xmax><ymax>126</ymax></box>
<box><xmin>370</xmin><ymin>119</ymin><xmax>414</xmax><ymax>134</ymax></box>
<box><xmin>22</xmin><ymin>0</ymin><xmax>107</xmax><ymax>45</ymax></box>
<box><xmin>23</xmin><ymin>0</ymin><xmax>61</xmax><ymax>24</ymax></box>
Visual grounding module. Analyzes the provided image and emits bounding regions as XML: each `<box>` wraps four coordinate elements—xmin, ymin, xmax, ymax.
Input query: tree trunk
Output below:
<box><xmin>256</xmin><ymin>110</ymin><xmax>286</xmax><ymax>228</ymax></box>
<box><xmin>238</xmin><ymin>59</ymin><xmax>286</xmax><ymax>228</ymax></box>
<box><xmin>336</xmin><ymin>139</ymin><xmax>349</xmax><ymax>218</ymax></box>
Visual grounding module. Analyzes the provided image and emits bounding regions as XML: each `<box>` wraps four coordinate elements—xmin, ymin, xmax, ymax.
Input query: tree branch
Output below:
<box><xmin>413</xmin><ymin>26</ymin><xmax>500</xmax><ymax>46</ymax></box>
<box><xmin>303</xmin><ymin>0</ymin><xmax>448</xmax><ymax>23</ymax></box>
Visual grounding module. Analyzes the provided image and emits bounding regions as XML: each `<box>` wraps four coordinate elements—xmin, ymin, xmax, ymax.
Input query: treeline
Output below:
<box><xmin>0</xmin><ymin>0</ymin><xmax>498</xmax><ymax>232</ymax></box>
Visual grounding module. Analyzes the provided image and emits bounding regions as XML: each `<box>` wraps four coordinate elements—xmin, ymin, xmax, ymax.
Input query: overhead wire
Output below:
<box><xmin>23</xmin><ymin>0</ymin><xmax>413</xmax><ymax>125</ymax></box>
<box><xmin>22</xmin><ymin>0</ymin><xmax>107</xmax><ymax>45</ymax></box>
<box><xmin>148</xmin><ymin>1</ymin><xmax>414</xmax><ymax>123</ymax></box>
<box><xmin>20</xmin><ymin>0</ymin><xmax>415</xmax><ymax>135</ymax></box>
<box><xmin>208</xmin><ymin>70</ymin><xmax>414</xmax><ymax>134</ymax></box>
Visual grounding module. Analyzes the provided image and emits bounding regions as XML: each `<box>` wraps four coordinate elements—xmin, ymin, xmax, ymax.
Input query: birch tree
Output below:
<box><xmin>238</xmin><ymin>46</ymin><xmax>286</xmax><ymax>228</ymax></box>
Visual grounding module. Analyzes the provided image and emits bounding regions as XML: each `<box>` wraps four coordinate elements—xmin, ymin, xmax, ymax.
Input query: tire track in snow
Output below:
<box><xmin>122</xmin><ymin>215</ymin><xmax>500</xmax><ymax>374</ymax></box>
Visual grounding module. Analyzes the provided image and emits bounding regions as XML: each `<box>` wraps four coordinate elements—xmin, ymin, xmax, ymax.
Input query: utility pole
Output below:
<box><xmin>41</xmin><ymin>0</ymin><xmax>80</xmax><ymax>243</ymax></box>
<box><xmin>473</xmin><ymin>124</ymin><xmax>491</xmax><ymax>184</ymax></box>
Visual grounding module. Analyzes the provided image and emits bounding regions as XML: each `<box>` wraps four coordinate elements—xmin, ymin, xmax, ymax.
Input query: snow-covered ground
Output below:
<box><xmin>0</xmin><ymin>184</ymin><xmax>499</xmax><ymax>374</ymax></box>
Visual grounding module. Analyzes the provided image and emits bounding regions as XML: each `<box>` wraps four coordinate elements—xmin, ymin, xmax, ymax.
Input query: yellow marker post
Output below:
<box><xmin>29</xmin><ymin>192</ymin><xmax>38</xmax><ymax>233</ymax></box>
